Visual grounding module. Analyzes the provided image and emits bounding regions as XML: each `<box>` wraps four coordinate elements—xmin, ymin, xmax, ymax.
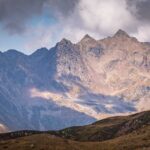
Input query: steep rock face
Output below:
<box><xmin>97</xmin><ymin>30</ymin><xmax>150</xmax><ymax>105</ymax></box>
<box><xmin>0</xmin><ymin>46</ymin><xmax>96</xmax><ymax>131</ymax></box>
<box><xmin>54</xmin><ymin>39</ymin><xmax>85</xmax><ymax>79</ymax></box>
<box><xmin>0</xmin><ymin>29</ymin><xmax>149</xmax><ymax>132</ymax></box>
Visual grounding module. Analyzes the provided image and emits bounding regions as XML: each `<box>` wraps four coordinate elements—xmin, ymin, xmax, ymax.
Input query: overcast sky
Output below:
<box><xmin>0</xmin><ymin>0</ymin><xmax>150</xmax><ymax>54</ymax></box>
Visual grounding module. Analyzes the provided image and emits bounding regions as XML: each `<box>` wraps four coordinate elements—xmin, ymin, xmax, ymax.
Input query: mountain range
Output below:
<box><xmin>0</xmin><ymin>29</ymin><xmax>149</xmax><ymax>132</ymax></box>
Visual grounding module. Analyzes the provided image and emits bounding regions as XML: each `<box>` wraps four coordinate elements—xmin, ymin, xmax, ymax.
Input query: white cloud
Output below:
<box><xmin>133</xmin><ymin>24</ymin><xmax>150</xmax><ymax>42</ymax></box>
<box><xmin>60</xmin><ymin>0</ymin><xmax>138</xmax><ymax>41</ymax></box>
<box><xmin>23</xmin><ymin>0</ymin><xmax>150</xmax><ymax>53</ymax></box>
<box><xmin>24</xmin><ymin>26</ymin><xmax>55</xmax><ymax>53</ymax></box>
<box><xmin>78</xmin><ymin>0</ymin><xmax>136</xmax><ymax>33</ymax></box>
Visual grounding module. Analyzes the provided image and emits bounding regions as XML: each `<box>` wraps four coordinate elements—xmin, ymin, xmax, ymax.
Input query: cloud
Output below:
<box><xmin>61</xmin><ymin>0</ymin><xmax>138</xmax><ymax>41</ymax></box>
<box><xmin>133</xmin><ymin>24</ymin><xmax>150</xmax><ymax>42</ymax></box>
<box><xmin>0</xmin><ymin>0</ymin><xmax>78</xmax><ymax>34</ymax></box>
<box><xmin>46</xmin><ymin>0</ymin><xmax>79</xmax><ymax>16</ymax></box>
<box><xmin>25</xmin><ymin>0</ymin><xmax>139</xmax><ymax>50</ymax></box>
<box><xmin>1</xmin><ymin>0</ymin><xmax>150</xmax><ymax>52</ymax></box>
<box><xmin>127</xmin><ymin>0</ymin><xmax>150</xmax><ymax>22</ymax></box>
<box><xmin>59</xmin><ymin>0</ymin><xmax>150</xmax><ymax>43</ymax></box>
<box><xmin>48</xmin><ymin>0</ymin><xmax>141</xmax><ymax>44</ymax></box>
<box><xmin>0</xmin><ymin>0</ymin><xmax>138</xmax><ymax>36</ymax></box>
<box><xmin>0</xmin><ymin>0</ymin><xmax>45</xmax><ymax>33</ymax></box>
<box><xmin>78</xmin><ymin>0</ymin><xmax>136</xmax><ymax>32</ymax></box>
<box><xmin>23</xmin><ymin>25</ymin><xmax>58</xmax><ymax>52</ymax></box>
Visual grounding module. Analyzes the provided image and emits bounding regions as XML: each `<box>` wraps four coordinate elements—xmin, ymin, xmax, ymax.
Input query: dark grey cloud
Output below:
<box><xmin>0</xmin><ymin>0</ymin><xmax>45</xmax><ymax>33</ymax></box>
<box><xmin>48</xmin><ymin>0</ymin><xmax>79</xmax><ymax>16</ymax></box>
<box><xmin>1</xmin><ymin>0</ymin><xmax>149</xmax><ymax>35</ymax></box>
<box><xmin>136</xmin><ymin>0</ymin><xmax>150</xmax><ymax>22</ymax></box>
<box><xmin>0</xmin><ymin>0</ymin><xmax>79</xmax><ymax>34</ymax></box>
<box><xmin>127</xmin><ymin>0</ymin><xmax>150</xmax><ymax>22</ymax></box>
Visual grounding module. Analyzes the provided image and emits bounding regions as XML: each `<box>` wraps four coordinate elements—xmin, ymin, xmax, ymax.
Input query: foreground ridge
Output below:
<box><xmin>0</xmin><ymin>110</ymin><xmax>149</xmax><ymax>150</ymax></box>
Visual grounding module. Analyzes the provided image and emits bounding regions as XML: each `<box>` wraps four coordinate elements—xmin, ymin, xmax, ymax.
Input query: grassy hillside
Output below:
<box><xmin>0</xmin><ymin>125</ymin><xmax>149</xmax><ymax>150</ymax></box>
<box><xmin>57</xmin><ymin>110</ymin><xmax>150</xmax><ymax>141</ymax></box>
<box><xmin>0</xmin><ymin>110</ymin><xmax>150</xmax><ymax>150</ymax></box>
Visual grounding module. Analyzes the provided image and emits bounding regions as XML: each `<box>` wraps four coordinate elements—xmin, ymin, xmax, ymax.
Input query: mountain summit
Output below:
<box><xmin>80</xmin><ymin>34</ymin><xmax>96</xmax><ymax>44</ymax></box>
<box><xmin>81</xmin><ymin>34</ymin><xmax>94</xmax><ymax>40</ymax></box>
<box><xmin>114</xmin><ymin>29</ymin><xmax>130</xmax><ymax>37</ymax></box>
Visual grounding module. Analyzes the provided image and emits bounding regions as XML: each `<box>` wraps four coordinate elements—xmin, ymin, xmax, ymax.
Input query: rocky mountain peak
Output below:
<box><xmin>80</xmin><ymin>34</ymin><xmax>96</xmax><ymax>43</ymax></box>
<box><xmin>4</xmin><ymin>49</ymin><xmax>24</xmax><ymax>55</ymax></box>
<box><xmin>55</xmin><ymin>38</ymin><xmax>74</xmax><ymax>55</ymax></box>
<box><xmin>83</xmin><ymin>34</ymin><xmax>92</xmax><ymax>39</ymax></box>
<box><xmin>3</xmin><ymin>49</ymin><xmax>26</xmax><ymax>59</ymax></box>
<box><xmin>114</xmin><ymin>29</ymin><xmax>130</xmax><ymax>38</ymax></box>
<box><xmin>59</xmin><ymin>38</ymin><xmax>72</xmax><ymax>45</ymax></box>
<box><xmin>30</xmin><ymin>47</ymin><xmax>49</xmax><ymax>57</ymax></box>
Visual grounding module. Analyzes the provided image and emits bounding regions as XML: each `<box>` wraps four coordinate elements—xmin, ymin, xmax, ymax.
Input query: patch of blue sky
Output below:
<box><xmin>0</xmin><ymin>26</ymin><xmax>26</xmax><ymax>53</ymax></box>
<box><xmin>28</xmin><ymin>10</ymin><xmax>57</xmax><ymax>27</ymax></box>
<box><xmin>0</xmin><ymin>11</ymin><xmax>58</xmax><ymax>53</ymax></box>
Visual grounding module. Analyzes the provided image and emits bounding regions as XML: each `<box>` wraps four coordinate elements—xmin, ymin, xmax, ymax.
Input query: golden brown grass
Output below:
<box><xmin>0</xmin><ymin>111</ymin><xmax>149</xmax><ymax>150</ymax></box>
<box><xmin>0</xmin><ymin>125</ymin><xmax>149</xmax><ymax>150</ymax></box>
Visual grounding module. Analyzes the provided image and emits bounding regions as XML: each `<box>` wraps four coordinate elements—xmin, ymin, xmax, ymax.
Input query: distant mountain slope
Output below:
<box><xmin>0</xmin><ymin>29</ymin><xmax>149</xmax><ymax>131</ymax></box>
<box><xmin>0</xmin><ymin>111</ymin><xmax>150</xmax><ymax>150</ymax></box>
